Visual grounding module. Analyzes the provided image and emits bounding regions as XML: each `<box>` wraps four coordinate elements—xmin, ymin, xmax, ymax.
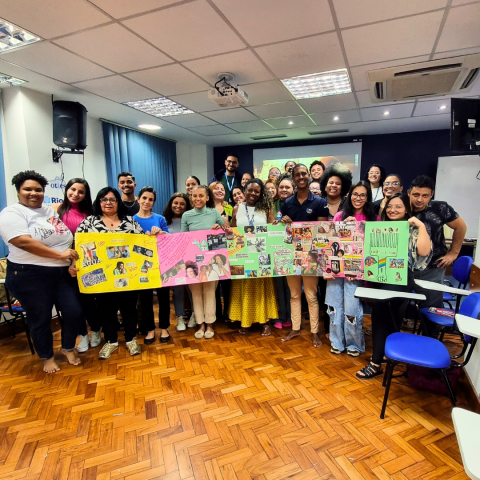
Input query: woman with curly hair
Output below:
<box><xmin>320</xmin><ymin>163</ymin><xmax>353</xmax><ymax>220</ymax></box>
<box><xmin>229</xmin><ymin>178</ymin><xmax>277</xmax><ymax>335</ymax></box>
<box><xmin>364</xmin><ymin>164</ymin><xmax>386</xmax><ymax>202</ymax></box>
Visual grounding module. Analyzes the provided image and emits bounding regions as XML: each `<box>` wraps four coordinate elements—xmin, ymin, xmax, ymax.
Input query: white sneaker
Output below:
<box><xmin>187</xmin><ymin>313</ymin><xmax>196</xmax><ymax>328</ymax></box>
<box><xmin>177</xmin><ymin>316</ymin><xmax>186</xmax><ymax>331</ymax></box>
<box><xmin>90</xmin><ymin>331</ymin><xmax>101</xmax><ymax>348</ymax></box>
<box><xmin>77</xmin><ymin>335</ymin><xmax>90</xmax><ymax>353</ymax></box>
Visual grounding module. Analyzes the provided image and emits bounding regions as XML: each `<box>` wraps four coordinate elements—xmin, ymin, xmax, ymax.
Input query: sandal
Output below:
<box><xmin>356</xmin><ymin>362</ymin><xmax>383</xmax><ymax>380</ymax></box>
<box><xmin>364</xmin><ymin>328</ymin><xmax>372</xmax><ymax>336</ymax></box>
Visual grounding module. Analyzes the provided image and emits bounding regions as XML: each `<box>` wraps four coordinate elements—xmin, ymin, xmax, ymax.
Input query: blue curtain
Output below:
<box><xmin>0</xmin><ymin>106</ymin><xmax>8</xmax><ymax>257</ymax></box>
<box><xmin>102</xmin><ymin>122</ymin><xmax>177</xmax><ymax>215</ymax></box>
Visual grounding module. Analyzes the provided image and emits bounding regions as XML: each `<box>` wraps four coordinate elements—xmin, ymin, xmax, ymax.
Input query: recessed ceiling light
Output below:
<box><xmin>138</xmin><ymin>124</ymin><xmax>162</xmax><ymax>130</ymax></box>
<box><xmin>281</xmin><ymin>68</ymin><xmax>352</xmax><ymax>100</ymax></box>
<box><xmin>333</xmin><ymin>116</ymin><xmax>339</xmax><ymax>121</ymax></box>
<box><xmin>0</xmin><ymin>18</ymin><xmax>41</xmax><ymax>52</ymax></box>
<box><xmin>0</xmin><ymin>73</ymin><xmax>27</xmax><ymax>86</ymax></box>
<box><xmin>288</xmin><ymin>121</ymin><xmax>294</xmax><ymax>125</ymax></box>
<box><xmin>383</xmin><ymin>111</ymin><xmax>390</xmax><ymax>116</ymax></box>
<box><xmin>439</xmin><ymin>105</ymin><xmax>447</xmax><ymax>110</ymax></box>
<box><xmin>124</xmin><ymin>97</ymin><xmax>193</xmax><ymax>117</ymax></box>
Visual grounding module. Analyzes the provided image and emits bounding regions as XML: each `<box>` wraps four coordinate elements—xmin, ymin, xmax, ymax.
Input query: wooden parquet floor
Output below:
<box><xmin>0</xmin><ymin>308</ymin><xmax>472</xmax><ymax>480</ymax></box>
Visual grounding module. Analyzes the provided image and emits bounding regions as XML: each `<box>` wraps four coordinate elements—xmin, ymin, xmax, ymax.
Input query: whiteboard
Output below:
<box><xmin>436</xmin><ymin>156</ymin><xmax>480</xmax><ymax>238</ymax></box>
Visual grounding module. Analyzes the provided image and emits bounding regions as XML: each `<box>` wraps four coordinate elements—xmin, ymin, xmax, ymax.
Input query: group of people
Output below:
<box><xmin>0</xmin><ymin>155</ymin><xmax>467</xmax><ymax>380</ymax></box>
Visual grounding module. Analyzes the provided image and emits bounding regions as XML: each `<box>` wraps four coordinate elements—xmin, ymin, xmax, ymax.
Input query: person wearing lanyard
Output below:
<box><xmin>365</xmin><ymin>164</ymin><xmax>386</xmax><ymax>202</ymax></box>
<box><xmin>277</xmin><ymin>164</ymin><xmax>329</xmax><ymax>348</ymax></box>
<box><xmin>209</xmin><ymin>155</ymin><xmax>242</xmax><ymax>205</ymax></box>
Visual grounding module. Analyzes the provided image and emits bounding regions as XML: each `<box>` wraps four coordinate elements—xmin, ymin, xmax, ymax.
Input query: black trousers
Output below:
<box><xmin>96</xmin><ymin>291</ymin><xmax>138</xmax><ymax>343</ymax></box>
<box><xmin>6</xmin><ymin>261</ymin><xmax>84</xmax><ymax>359</ymax></box>
<box><xmin>272</xmin><ymin>276</ymin><xmax>291</xmax><ymax>323</ymax></box>
<box><xmin>317</xmin><ymin>277</ymin><xmax>329</xmax><ymax>333</ymax></box>
<box><xmin>371</xmin><ymin>271</ymin><xmax>414</xmax><ymax>365</ymax></box>
<box><xmin>138</xmin><ymin>287</ymin><xmax>171</xmax><ymax>331</ymax></box>
<box><xmin>78</xmin><ymin>292</ymin><xmax>101</xmax><ymax>335</ymax></box>
<box><xmin>215</xmin><ymin>279</ymin><xmax>231</xmax><ymax>320</ymax></box>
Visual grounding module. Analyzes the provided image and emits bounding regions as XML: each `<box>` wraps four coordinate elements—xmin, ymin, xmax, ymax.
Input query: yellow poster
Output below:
<box><xmin>75</xmin><ymin>232</ymin><xmax>161</xmax><ymax>294</ymax></box>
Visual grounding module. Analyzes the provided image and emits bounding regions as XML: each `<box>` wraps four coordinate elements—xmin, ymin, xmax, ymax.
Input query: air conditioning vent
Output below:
<box><xmin>250</xmin><ymin>134</ymin><xmax>288</xmax><ymax>140</ymax></box>
<box><xmin>368</xmin><ymin>54</ymin><xmax>480</xmax><ymax>103</ymax></box>
<box><xmin>308</xmin><ymin>129</ymin><xmax>349</xmax><ymax>135</ymax></box>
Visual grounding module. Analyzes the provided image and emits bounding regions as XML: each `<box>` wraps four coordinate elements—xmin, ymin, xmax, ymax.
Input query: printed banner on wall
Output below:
<box><xmin>75</xmin><ymin>233</ymin><xmax>161</xmax><ymax>293</ymax></box>
<box><xmin>157</xmin><ymin>230</ymin><xmax>230</xmax><ymax>286</ymax></box>
<box><xmin>363</xmin><ymin>221</ymin><xmax>409</xmax><ymax>285</ymax></box>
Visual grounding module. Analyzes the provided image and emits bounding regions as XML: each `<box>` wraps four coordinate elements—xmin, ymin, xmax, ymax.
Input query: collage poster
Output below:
<box><xmin>363</xmin><ymin>221</ymin><xmax>409</xmax><ymax>285</ymax></box>
<box><xmin>228</xmin><ymin>224</ymin><xmax>292</xmax><ymax>278</ymax></box>
<box><xmin>75</xmin><ymin>232</ymin><xmax>161</xmax><ymax>293</ymax></box>
<box><xmin>157</xmin><ymin>229</ymin><xmax>230</xmax><ymax>287</ymax></box>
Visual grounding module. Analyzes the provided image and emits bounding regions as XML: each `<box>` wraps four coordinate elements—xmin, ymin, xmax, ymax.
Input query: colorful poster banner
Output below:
<box><xmin>157</xmin><ymin>230</ymin><xmax>230</xmax><ymax>286</ymax></box>
<box><xmin>363</xmin><ymin>221</ymin><xmax>409</xmax><ymax>285</ymax></box>
<box><xmin>75</xmin><ymin>232</ymin><xmax>161</xmax><ymax>293</ymax></box>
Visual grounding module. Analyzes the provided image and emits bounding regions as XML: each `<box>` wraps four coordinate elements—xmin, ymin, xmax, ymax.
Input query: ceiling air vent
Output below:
<box><xmin>368</xmin><ymin>54</ymin><xmax>480</xmax><ymax>103</ymax></box>
<box><xmin>250</xmin><ymin>134</ymin><xmax>288</xmax><ymax>140</ymax></box>
<box><xmin>308</xmin><ymin>129</ymin><xmax>349</xmax><ymax>135</ymax></box>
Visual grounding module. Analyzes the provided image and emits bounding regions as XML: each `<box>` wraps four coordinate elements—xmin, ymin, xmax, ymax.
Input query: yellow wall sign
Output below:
<box><xmin>75</xmin><ymin>232</ymin><xmax>161</xmax><ymax>293</ymax></box>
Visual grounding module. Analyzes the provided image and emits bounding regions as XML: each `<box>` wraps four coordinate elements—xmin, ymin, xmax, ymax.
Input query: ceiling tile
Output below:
<box><xmin>211</xmin><ymin>0</ymin><xmax>334</xmax><ymax>46</ymax></box>
<box><xmin>122</xmin><ymin>0</ymin><xmax>245</xmax><ymax>61</ymax></box>
<box><xmin>255</xmin><ymin>33</ymin><xmax>345</xmax><ymax>78</ymax></box>
<box><xmin>433</xmin><ymin>46</ymin><xmax>480</xmax><ymax>60</ymax></box>
<box><xmin>183</xmin><ymin>50</ymin><xmax>273</xmax><ymax>85</ymax></box>
<box><xmin>297</xmin><ymin>93</ymin><xmax>358</xmax><ymax>113</ymax></box>
<box><xmin>355</xmin><ymin>90</ymin><xmax>415</xmax><ymax>108</ymax></box>
<box><xmin>164</xmin><ymin>114</ymin><xmax>218</xmax><ymax>127</ymax></box>
<box><xmin>266</xmin><ymin>115</ymin><xmax>315</xmax><ymax>129</ymax></box>
<box><xmin>333</xmin><ymin>0</ymin><xmax>447</xmax><ymax>28</ymax></box>
<box><xmin>73</xmin><ymin>75</ymin><xmax>157</xmax><ymax>102</ymax></box>
<box><xmin>413</xmin><ymin>99</ymin><xmax>451</xmax><ymax>116</ymax></box>
<box><xmin>88</xmin><ymin>0</ymin><xmax>180</xmax><ymax>19</ymax></box>
<box><xmin>350</xmin><ymin>56</ymin><xmax>430</xmax><ymax>91</ymax></box>
<box><xmin>342</xmin><ymin>11</ymin><xmax>444</xmax><ymax>66</ymax></box>
<box><xmin>0</xmin><ymin>0</ymin><xmax>111</xmax><ymax>38</ymax></box>
<box><xmin>246</xmin><ymin>102</ymin><xmax>304</xmax><ymax>119</ymax></box>
<box><xmin>360</xmin><ymin>103</ymin><xmax>414</xmax><ymax>121</ymax></box>
<box><xmin>0</xmin><ymin>43</ymin><xmax>111</xmax><ymax>83</ymax></box>
<box><xmin>310</xmin><ymin>109</ymin><xmax>361</xmax><ymax>126</ymax></box>
<box><xmin>125</xmin><ymin>64</ymin><xmax>209</xmax><ymax>96</ymax></box>
<box><xmin>436</xmin><ymin>4</ymin><xmax>480</xmax><ymax>52</ymax></box>
<box><xmin>53</xmin><ymin>24</ymin><xmax>171</xmax><ymax>73</ymax></box>
<box><xmin>240</xmin><ymin>81</ymin><xmax>294</xmax><ymax>106</ymax></box>
<box><xmin>451</xmin><ymin>0</ymin><xmax>479</xmax><ymax>6</ymax></box>
<box><xmin>203</xmin><ymin>108</ymin><xmax>258</xmax><ymax>123</ymax></box>
<box><xmin>188</xmin><ymin>125</ymin><xmax>238</xmax><ymax>135</ymax></box>
<box><xmin>225</xmin><ymin>120</ymin><xmax>274</xmax><ymax>133</ymax></box>
<box><xmin>169</xmin><ymin>91</ymin><xmax>234</xmax><ymax>112</ymax></box>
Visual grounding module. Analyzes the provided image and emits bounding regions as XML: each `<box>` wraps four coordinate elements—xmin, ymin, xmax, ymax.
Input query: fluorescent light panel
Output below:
<box><xmin>0</xmin><ymin>18</ymin><xmax>41</xmax><ymax>52</ymax></box>
<box><xmin>138</xmin><ymin>124</ymin><xmax>161</xmax><ymax>130</ymax></box>
<box><xmin>124</xmin><ymin>97</ymin><xmax>193</xmax><ymax>117</ymax></box>
<box><xmin>281</xmin><ymin>69</ymin><xmax>352</xmax><ymax>100</ymax></box>
<box><xmin>0</xmin><ymin>73</ymin><xmax>27</xmax><ymax>86</ymax></box>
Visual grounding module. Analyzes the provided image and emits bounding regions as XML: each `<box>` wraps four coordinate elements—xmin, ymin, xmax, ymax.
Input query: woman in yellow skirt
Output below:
<box><xmin>229</xmin><ymin>179</ymin><xmax>278</xmax><ymax>336</ymax></box>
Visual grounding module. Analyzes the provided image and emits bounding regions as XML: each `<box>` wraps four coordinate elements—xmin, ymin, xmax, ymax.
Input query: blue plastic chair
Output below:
<box><xmin>421</xmin><ymin>287</ymin><xmax>480</xmax><ymax>342</ymax></box>
<box><xmin>442</xmin><ymin>256</ymin><xmax>473</xmax><ymax>309</ymax></box>
<box><xmin>380</xmin><ymin>292</ymin><xmax>480</xmax><ymax>419</ymax></box>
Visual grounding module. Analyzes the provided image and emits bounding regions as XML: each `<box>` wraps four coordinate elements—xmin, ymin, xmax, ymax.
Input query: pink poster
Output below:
<box><xmin>157</xmin><ymin>230</ymin><xmax>230</xmax><ymax>287</ymax></box>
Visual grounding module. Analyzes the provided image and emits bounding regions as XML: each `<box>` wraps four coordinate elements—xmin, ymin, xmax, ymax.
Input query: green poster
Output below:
<box><xmin>227</xmin><ymin>224</ymin><xmax>294</xmax><ymax>278</ymax></box>
<box><xmin>363</xmin><ymin>221</ymin><xmax>409</xmax><ymax>285</ymax></box>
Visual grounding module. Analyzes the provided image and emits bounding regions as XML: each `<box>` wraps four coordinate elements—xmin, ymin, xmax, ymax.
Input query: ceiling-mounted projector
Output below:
<box><xmin>208</xmin><ymin>73</ymin><xmax>249</xmax><ymax>107</ymax></box>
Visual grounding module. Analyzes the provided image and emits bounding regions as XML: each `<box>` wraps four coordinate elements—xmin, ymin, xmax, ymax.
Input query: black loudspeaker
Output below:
<box><xmin>53</xmin><ymin>101</ymin><xmax>87</xmax><ymax>150</ymax></box>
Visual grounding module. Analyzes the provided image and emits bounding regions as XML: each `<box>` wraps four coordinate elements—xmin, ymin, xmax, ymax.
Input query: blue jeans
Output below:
<box><xmin>6</xmin><ymin>261</ymin><xmax>84</xmax><ymax>359</ymax></box>
<box><xmin>171</xmin><ymin>286</ymin><xmax>193</xmax><ymax>317</ymax></box>
<box><xmin>325</xmin><ymin>278</ymin><xmax>365</xmax><ymax>353</ymax></box>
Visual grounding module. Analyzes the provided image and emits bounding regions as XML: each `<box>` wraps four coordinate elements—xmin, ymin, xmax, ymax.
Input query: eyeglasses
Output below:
<box><xmin>384</xmin><ymin>181</ymin><xmax>400</xmax><ymax>187</ymax></box>
<box><xmin>100</xmin><ymin>198</ymin><xmax>117</xmax><ymax>204</ymax></box>
<box><xmin>310</xmin><ymin>186</ymin><xmax>321</xmax><ymax>191</ymax></box>
<box><xmin>226</xmin><ymin>160</ymin><xmax>238</xmax><ymax>164</ymax></box>
<box><xmin>386</xmin><ymin>205</ymin><xmax>404</xmax><ymax>210</ymax></box>
<box><xmin>351</xmin><ymin>193</ymin><xmax>367</xmax><ymax>199</ymax></box>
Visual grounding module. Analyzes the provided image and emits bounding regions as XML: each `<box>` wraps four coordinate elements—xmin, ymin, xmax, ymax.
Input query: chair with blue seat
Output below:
<box><xmin>380</xmin><ymin>292</ymin><xmax>480</xmax><ymax>419</ymax></box>
<box><xmin>421</xmin><ymin>288</ymin><xmax>480</xmax><ymax>342</ymax></box>
<box><xmin>442</xmin><ymin>256</ymin><xmax>473</xmax><ymax>310</ymax></box>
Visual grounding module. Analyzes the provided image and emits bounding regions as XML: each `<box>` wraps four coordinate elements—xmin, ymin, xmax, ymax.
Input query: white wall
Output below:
<box><xmin>1</xmin><ymin>86</ymin><xmax>107</xmax><ymax>204</ymax></box>
<box><xmin>176</xmin><ymin>142</ymin><xmax>214</xmax><ymax>191</ymax></box>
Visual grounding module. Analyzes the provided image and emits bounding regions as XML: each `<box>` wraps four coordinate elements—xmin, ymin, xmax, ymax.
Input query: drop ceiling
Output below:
<box><xmin>0</xmin><ymin>0</ymin><xmax>479</xmax><ymax>146</ymax></box>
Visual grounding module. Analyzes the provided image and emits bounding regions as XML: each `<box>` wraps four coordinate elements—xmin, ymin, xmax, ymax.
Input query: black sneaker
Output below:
<box><xmin>347</xmin><ymin>349</ymin><xmax>360</xmax><ymax>357</ymax></box>
<box><xmin>330</xmin><ymin>346</ymin><xmax>341</xmax><ymax>354</ymax></box>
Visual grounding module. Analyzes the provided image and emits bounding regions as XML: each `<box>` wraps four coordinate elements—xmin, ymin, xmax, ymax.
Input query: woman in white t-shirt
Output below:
<box><xmin>0</xmin><ymin>171</ymin><xmax>83</xmax><ymax>374</ymax></box>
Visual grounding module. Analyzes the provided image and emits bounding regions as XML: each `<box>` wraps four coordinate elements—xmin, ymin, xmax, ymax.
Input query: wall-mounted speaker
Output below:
<box><xmin>53</xmin><ymin>101</ymin><xmax>87</xmax><ymax>150</ymax></box>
